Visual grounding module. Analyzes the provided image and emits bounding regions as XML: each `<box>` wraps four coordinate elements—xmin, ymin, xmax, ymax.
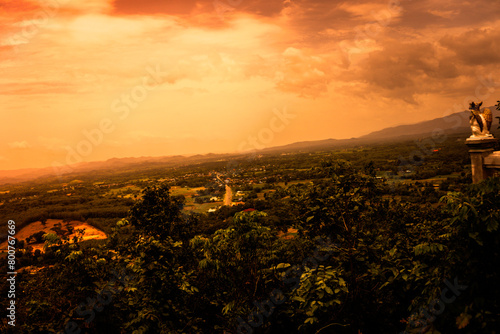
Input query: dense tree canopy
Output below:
<box><xmin>2</xmin><ymin>162</ymin><xmax>500</xmax><ymax>333</ymax></box>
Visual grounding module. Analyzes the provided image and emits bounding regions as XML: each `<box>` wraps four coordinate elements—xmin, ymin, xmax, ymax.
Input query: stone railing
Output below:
<box><xmin>466</xmin><ymin>137</ymin><xmax>500</xmax><ymax>183</ymax></box>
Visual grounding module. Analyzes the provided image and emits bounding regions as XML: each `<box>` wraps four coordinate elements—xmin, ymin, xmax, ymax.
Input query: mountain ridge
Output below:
<box><xmin>1</xmin><ymin>107</ymin><xmax>498</xmax><ymax>185</ymax></box>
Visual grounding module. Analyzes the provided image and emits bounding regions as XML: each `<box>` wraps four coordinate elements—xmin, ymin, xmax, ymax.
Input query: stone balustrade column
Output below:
<box><xmin>465</xmin><ymin>137</ymin><xmax>498</xmax><ymax>184</ymax></box>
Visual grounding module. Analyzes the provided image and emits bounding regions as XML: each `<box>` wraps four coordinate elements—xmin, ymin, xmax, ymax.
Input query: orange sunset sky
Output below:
<box><xmin>1</xmin><ymin>0</ymin><xmax>500</xmax><ymax>170</ymax></box>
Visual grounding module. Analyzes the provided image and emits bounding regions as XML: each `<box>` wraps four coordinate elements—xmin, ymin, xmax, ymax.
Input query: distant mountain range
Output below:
<box><xmin>359</xmin><ymin>106</ymin><xmax>499</xmax><ymax>141</ymax></box>
<box><xmin>0</xmin><ymin>153</ymin><xmax>237</xmax><ymax>185</ymax></box>
<box><xmin>261</xmin><ymin>106</ymin><xmax>499</xmax><ymax>153</ymax></box>
<box><xmin>1</xmin><ymin>107</ymin><xmax>498</xmax><ymax>185</ymax></box>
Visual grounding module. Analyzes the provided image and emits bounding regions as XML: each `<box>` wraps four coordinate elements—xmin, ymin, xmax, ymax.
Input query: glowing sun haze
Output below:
<box><xmin>1</xmin><ymin>0</ymin><xmax>500</xmax><ymax>169</ymax></box>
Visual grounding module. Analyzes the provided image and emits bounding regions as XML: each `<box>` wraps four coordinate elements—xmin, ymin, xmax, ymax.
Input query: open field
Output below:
<box><xmin>170</xmin><ymin>186</ymin><xmax>206</xmax><ymax>197</ymax></box>
<box><xmin>0</xmin><ymin>219</ymin><xmax>107</xmax><ymax>253</ymax></box>
<box><xmin>184</xmin><ymin>201</ymin><xmax>224</xmax><ymax>213</ymax></box>
<box><xmin>104</xmin><ymin>185</ymin><xmax>142</xmax><ymax>198</ymax></box>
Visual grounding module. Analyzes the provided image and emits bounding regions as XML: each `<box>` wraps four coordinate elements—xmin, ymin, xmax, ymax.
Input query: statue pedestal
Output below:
<box><xmin>485</xmin><ymin>151</ymin><xmax>500</xmax><ymax>168</ymax></box>
<box><xmin>465</xmin><ymin>137</ymin><xmax>498</xmax><ymax>184</ymax></box>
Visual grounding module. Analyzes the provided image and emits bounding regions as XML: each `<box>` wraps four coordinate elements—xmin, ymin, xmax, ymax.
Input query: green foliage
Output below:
<box><xmin>128</xmin><ymin>183</ymin><xmax>186</xmax><ymax>239</ymax></box>
<box><xmin>288</xmin><ymin>265</ymin><xmax>348</xmax><ymax>330</ymax></box>
<box><xmin>3</xmin><ymin>155</ymin><xmax>500</xmax><ymax>334</ymax></box>
<box><xmin>190</xmin><ymin>211</ymin><xmax>280</xmax><ymax>319</ymax></box>
<box><xmin>496</xmin><ymin>100</ymin><xmax>500</xmax><ymax>129</ymax></box>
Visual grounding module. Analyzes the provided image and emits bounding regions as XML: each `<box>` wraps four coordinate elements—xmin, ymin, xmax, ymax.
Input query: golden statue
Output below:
<box><xmin>469</xmin><ymin>101</ymin><xmax>493</xmax><ymax>138</ymax></box>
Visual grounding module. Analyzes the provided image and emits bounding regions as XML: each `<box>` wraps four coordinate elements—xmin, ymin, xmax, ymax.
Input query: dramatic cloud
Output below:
<box><xmin>0</xmin><ymin>0</ymin><xmax>499</xmax><ymax>169</ymax></box>
<box><xmin>352</xmin><ymin>40</ymin><xmax>461</xmax><ymax>103</ymax></box>
<box><xmin>440</xmin><ymin>27</ymin><xmax>500</xmax><ymax>66</ymax></box>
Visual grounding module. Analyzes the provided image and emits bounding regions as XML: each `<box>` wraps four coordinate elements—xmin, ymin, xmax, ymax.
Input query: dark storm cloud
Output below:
<box><xmin>351</xmin><ymin>40</ymin><xmax>462</xmax><ymax>103</ymax></box>
<box><xmin>395</xmin><ymin>0</ymin><xmax>500</xmax><ymax>29</ymax></box>
<box><xmin>440</xmin><ymin>28</ymin><xmax>500</xmax><ymax>66</ymax></box>
<box><xmin>360</xmin><ymin>41</ymin><xmax>457</xmax><ymax>89</ymax></box>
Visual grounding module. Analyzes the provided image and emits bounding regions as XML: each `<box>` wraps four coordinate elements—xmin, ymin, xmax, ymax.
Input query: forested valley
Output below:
<box><xmin>1</xmin><ymin>133</ymin><xmax>500</xmax><ymax>334</ymax></box>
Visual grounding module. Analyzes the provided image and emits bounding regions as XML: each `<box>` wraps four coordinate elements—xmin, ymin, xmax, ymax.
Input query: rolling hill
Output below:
<box><xmin>0</xmin><ymin>107</ymin><xmax>498</xmax><ymax>184</ymax></box>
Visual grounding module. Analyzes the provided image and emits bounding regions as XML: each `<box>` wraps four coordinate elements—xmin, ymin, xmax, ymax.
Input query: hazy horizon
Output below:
<box><xmin>2</xmin><ymin>0</ymin><xmax>500</xmax><ymax>170</ymax></box>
